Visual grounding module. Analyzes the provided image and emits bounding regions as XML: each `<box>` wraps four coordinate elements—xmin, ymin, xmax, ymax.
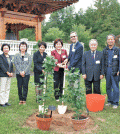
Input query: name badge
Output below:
<box><xmin>96</xmin><ymin>60</ymin><xmax>100</xmax><ymax>64</ymax></box>
<box><xmin>62</xmin><ymin>55</ymin><xmax>66</xmax><ymax>58</ymax></box>
<box><xmin>113</xmin><ymin>55</ymin><xmax>117</xmax><ymax>58</ymax></box>
<box><xmin>24</xmin><ymin>58</ymin><xmax>28</xmax><ymax>61</ymax></box>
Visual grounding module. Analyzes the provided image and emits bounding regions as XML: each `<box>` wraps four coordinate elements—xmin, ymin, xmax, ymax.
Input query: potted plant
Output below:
<box><xmin>36</xmin><ymin>55</ymin><xmax>56</xmax><ymax>130</ymax></box>
<box><xmin>65</xmin><ymin>68</ymin><xmax>88</xmax><ymax>130</ymax></box>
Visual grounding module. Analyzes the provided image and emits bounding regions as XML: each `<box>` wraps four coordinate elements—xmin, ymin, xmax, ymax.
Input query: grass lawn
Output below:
<box><xmin>0</xmin><ymin>75</ymin><xmax>120</xmax><ymax>134</ymax></box>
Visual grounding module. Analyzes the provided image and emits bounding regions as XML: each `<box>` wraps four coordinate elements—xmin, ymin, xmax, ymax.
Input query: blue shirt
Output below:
<box><xmin>108</xmin><ymin>47</ymin><xmax>114</xmax><ymax>65</ymax></box>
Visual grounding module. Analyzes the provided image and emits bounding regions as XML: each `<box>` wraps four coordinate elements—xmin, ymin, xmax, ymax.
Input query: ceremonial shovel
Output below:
<box><xmin>58</xmin><ymin>64</ymin><xmax>67</xmax><ymax>114</ymax></box>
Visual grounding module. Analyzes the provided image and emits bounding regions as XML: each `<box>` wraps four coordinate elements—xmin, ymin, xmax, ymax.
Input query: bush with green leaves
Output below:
<box><xmin>65</xmin><ymin>68</ymin><xmax>86</xmax><ymax>119</ymax></box>
<box><xmin>37</xmin><ymin>55</ymin><xmax>57</xmax><ymax>117</ymax></box>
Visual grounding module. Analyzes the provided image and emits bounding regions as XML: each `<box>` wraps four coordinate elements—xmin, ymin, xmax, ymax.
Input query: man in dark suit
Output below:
<box><xmin>64</xmin><ymin>31</ymin><xmax>83</xmax><ymax>73</ymax></box>
<box><xmin>82</xmin><ymin>39</ymin><xmax>104</xmax><ymax>94</ymax></box>
<box><xmin>103</xmin><ymin>34</ymin><xmax>120</xmax><ymax>109</ymax></box>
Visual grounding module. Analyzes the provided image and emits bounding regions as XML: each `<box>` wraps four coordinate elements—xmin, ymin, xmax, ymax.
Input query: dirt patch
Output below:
<box><xmin>23</xmin><ymin>109</ymin><xmax>98</xmax><ymax>134</ymax></box>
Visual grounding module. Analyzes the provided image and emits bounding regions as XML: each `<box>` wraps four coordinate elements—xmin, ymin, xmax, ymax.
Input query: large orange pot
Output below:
<box><xmin>36</xmin><ymin>114</ymin><xmax>52</xmax><ymax>130</ymax></box>
<box><xmin>86</xmin><ymin>94</ymin><xmax>106</xmax><ymax>112</ymax></box>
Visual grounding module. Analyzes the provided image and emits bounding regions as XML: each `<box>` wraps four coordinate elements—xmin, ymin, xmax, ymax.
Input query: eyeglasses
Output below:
<box><xmin>70</xmin><ymin>36</ymin><xmax>76</xmax><ymax>39</ymax></box>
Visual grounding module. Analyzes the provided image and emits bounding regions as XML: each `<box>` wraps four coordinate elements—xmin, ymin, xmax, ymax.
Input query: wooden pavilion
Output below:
<box><xmin>0</xmin><ymin>0</ymin><xmax>79</xmax><ymax>41</ymax></box>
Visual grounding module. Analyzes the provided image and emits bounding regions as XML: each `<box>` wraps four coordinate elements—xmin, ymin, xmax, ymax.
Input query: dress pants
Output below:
<box><xmin>0</xmin><ymin>77</ymin><xmax>11</xmax><ymax>105</ymax></box>
<box><xmin>85</xmin><ymin>77</ymin><xmax>101</xmax><ymax>94</ymax></box>
<box><xmin>16</xmin><ymin>74</ymin><xmax>30</xmax><ymax>101</ymax></box>
<box><xmin>106</xmin><ymin>67</ymin><xmax>119</xmax><ymax>106</ymax></box>
<box><xmin>54</xmin><ymin>68</ymin><xmax>64</xmax><ymax>100</ymax></box>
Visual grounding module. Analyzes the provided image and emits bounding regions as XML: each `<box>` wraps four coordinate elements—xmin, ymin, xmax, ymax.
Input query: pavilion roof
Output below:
<box><xmin>0</xmin><ymin>0</ymin><xmax>79</xmax><ymax>16</ymax></box>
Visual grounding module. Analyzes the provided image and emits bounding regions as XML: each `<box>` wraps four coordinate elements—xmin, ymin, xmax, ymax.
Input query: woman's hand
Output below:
<box><xmin>42</xmin><ymin>70</ymin><xmax>45</xmax><ymax>74</ymax></box>
<box><xmin>20</xmin><ymin>71</ymin><xmax>25</xmax><ymax>77</ymax></box>
<box><xmin>6</xmin><ymin>71</ymin><xmax>11</xmax><ymax>77</ymax></box>
<box><xmin>10</xmin><ymin>73</ymin><xmax>13</xmax><ymax>77</ymax></box>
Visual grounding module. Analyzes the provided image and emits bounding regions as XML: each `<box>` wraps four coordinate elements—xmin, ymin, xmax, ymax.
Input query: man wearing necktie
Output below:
<box><xmin>82</xmin><ymin>39</ymin><xmax>104</xmax><ymax>94</ymax></box>
<box><xmin>64</xmin><ymin>31</ymin><xmax>83</xmax><ymax>73</ymax></box>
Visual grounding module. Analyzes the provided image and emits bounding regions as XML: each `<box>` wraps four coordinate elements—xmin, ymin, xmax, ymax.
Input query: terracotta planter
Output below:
<box><xmin>71</xmin><ymin>115</ymin><xmax>88</xmax><ymax>131</ymax></box>
<box><xmin>36</xmin><ymin>114</ymin><xmax>52</xmax><ymax>130</ymax></box>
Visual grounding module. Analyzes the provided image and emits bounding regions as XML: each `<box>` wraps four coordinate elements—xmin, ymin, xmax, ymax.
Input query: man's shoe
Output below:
<box><xmin>112</xmin><ymin>105</ymin><xmax>118</xmax><ymax>109</ymax></box>
<box><xmin>5</xmin><ymin>103</ymin><xmax>11</xmax><ymax>106</ymax></box>
<box><xmin>105</xmin><ymin>103</ymin><xmax>111</xmax><ymax>106</ymax></box>
<box><xmin>1</xmin><ymin>104</ymin><xmax>6</xmax><ymax>107</ymax></box>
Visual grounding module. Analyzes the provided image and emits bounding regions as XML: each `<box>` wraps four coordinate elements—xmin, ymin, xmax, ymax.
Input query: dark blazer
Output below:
<box><xmin>68</xmin><ymin>41</ymin><xmax>83</xmax><ymax>73</ymax></box>
<box><xmin>0</xmin><ymin>53</ymin><xmax>13</xmax><ymax>77</ymax></box>
<box><xmin>51</xmin><ymin>49</ymin><xmax>68</xmax><ymax>71</ymax></box>
<box><xmin>103</xmin><ymin>46</ymin><xmax>120</xmax><ymax>76</ymax></box>
<box><xmin>82</xmin><ymin>50</ymin><xmax>104</xmax><ymax>81</ymax></box>
<box><xmin>33</xmin><ymin>50</ymin><xmax>47</xmax><ymax>73</ymax></box>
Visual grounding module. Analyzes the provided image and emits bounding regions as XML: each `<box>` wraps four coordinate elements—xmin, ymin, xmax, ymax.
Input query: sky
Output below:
<box><xmin>45</xmin><ymin>0</ymin><xmax>120</xmax><ymax>22</ymax></box>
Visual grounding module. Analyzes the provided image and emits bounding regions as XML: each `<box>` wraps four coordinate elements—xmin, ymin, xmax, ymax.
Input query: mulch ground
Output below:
<box><xmin>22</xmin><ymin>108</ymin><xmax>104</xmax><ymax>134</ymax></box>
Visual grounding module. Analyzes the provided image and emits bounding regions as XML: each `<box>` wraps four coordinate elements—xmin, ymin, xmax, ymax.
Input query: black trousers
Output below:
<box><xmin>16</xmin><ymin>74</ymin><xmax>30</xmax><ymax>101</ymax></box>
<box><xmin>85</xmin><ymin>77</ymin><xmax>101</xmax><ymax>94</ymax></box>
<box><xmin>54</xmin><ymin>68</ymin><xmax>64</xmax><ymax>99</ymax></box>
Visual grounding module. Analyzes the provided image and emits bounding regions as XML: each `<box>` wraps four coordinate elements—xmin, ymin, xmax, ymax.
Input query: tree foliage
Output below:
<box><xmin>43</xmin><ymin>27</ymin><xmax>65</xmax><ymax>42</ymax></box>
<box><xmin>18</xmin><ymin>0</ymin><xmax>120</xmax><ymax>51</ymax></box>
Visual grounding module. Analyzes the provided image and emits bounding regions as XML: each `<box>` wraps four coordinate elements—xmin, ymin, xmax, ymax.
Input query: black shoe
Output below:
<box><xmin>5</xmin><ymin>103</ymin><xmax>11</xmax><ymax>106</ymax></box>
<box><xmin>1</xmin><ymin>104</ymin><xmax>6</xmax><ymax>107</ymax></box>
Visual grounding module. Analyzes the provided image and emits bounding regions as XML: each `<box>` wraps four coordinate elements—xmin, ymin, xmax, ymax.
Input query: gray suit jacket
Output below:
<box><xmin>14</xmin><ymin>52</ymin><xmax>32</xmax><ymax>75</ymax></box>
<box><xmin>82</xmin><ymin>50</ymin><xmax>104</xmax><ymax>81</ymax></box>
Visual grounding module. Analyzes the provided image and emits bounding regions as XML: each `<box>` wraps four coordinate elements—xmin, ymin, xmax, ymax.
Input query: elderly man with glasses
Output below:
<box><xmin>82</xmin><ymin>39</ymin><xmax>104</xmax><ymax>94</ymax></box>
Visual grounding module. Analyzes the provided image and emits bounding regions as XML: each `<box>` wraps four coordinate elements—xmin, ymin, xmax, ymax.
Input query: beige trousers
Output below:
<box><xmin>0</xmin><ymin>77</ymin><xmax>11</xmax><ymax>105</ymax></box>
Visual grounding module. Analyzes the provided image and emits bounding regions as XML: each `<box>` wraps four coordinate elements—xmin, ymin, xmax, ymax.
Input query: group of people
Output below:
<box><xmin>0</xmin><ymin>31</ymin><xmax>119</xmax><ymax>109</ymax></box>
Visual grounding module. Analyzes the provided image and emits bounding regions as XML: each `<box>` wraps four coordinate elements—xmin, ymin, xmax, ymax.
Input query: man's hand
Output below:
<box><xmin>117</xmin><ymin>72</ymin><xmax>119</xmax><ymax>76</ymax></box>
<box><xmin>100</xmin><ymin>75</ymin><xmax>104</xmax><ymax>79</ymax></box>
<box><xmin>82</xmin><ymin>74</ymin><xmax>87</xmax><ymax>80</ymax></box>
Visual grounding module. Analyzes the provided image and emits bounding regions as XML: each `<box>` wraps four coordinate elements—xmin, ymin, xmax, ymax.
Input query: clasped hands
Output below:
<box><xmin>20</xmin><ymin>71</ymin><xmax>25</xmax><ymax>77</ymax></box>
<box><xmin>6</xmin><ymin>71</ymin><xmax>13</xmax><ymax>77</ymax></box>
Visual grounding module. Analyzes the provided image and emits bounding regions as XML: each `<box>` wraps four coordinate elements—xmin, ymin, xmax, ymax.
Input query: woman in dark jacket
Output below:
<box><xmin>33</xmin><ymin>42</ymin><xmax>47</xmax><ymax>102</ymax></box>
<box><xmin>51</xmin><ymin>39</ymin><xmax>68</xmax><ymax>101</ymax></box>
<box><xmin>0</xmin><ymin>44</ymin><xmax>13</xmax><ymax>107</ymax></box>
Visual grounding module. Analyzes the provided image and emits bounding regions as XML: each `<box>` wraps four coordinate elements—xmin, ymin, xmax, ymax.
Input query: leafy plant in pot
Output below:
<box><xmin>36</xmin><ymin>55</ymin><xmax>56</xmax><ymax>130</ymax></box>
<box><xmin>65</xmin><ymin>68</ymin><xmax>88</xmax><ymax>131</ymax></box>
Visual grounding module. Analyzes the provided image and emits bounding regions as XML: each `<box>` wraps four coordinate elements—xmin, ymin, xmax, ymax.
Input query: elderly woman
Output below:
<box><xmin>33</xmin><ymin>42</ymin><xmax>47</xmax><ymax>103</ymax></box>
<box><xmin>51</xmin><ymin>39</ymin><xmax>68</xmax><ymax>101</ymax></box>
<box><xmin>14</xmin><ymin>42</ymin><xmax>32</xmax><ymax>105</ymax></box>
<box><xmin>0</xmin><ymin>44</ymin><xmax>13</xmax><ymax>107</ymax></box>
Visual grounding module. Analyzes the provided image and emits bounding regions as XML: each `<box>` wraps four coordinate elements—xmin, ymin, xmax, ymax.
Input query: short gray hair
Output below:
<box><xmin>70</xmin><ymin>31</ymin><xmax>77</xmax><ymax>36</ymax></box>
<box><xmin>106</xmin><ymin>34</ymin><xmax>116</xmax><ymax>40</ymax></box>
<box><xmin>89</xmin><ymin>39</ymin><xmax>98</xmax><ymax>46</ymax></box>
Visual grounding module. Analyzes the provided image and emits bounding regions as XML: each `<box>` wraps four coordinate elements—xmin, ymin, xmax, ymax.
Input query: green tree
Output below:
<box><xmin>72</xmin><ymin>24</ymin><xmax>92</xmax><ymax>51</ymax></box>
<box><xmin>19</xmin><ymin>28</ymin><xmax>35</xmax><ymax>41</ymax></box>
<box><xmin>44</xmin><ymin>27</ymin><xmax>65</xmax><ymax>42</ymax></box>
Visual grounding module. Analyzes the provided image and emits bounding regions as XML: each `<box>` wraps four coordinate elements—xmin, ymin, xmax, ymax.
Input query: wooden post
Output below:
<box><xmin>16</xmin><ymin>30</ymin><xmax>19</xmax><ymax>40</ymax></box>
<box><xmin>38</xmin><ymin>21</ymin><xmax>42</xmax><ymax>41</ymax></box>
<box><xmin>0</xmin><ymin>13</ymin><xmax>6</xmax><ymax>40</ymax></box>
